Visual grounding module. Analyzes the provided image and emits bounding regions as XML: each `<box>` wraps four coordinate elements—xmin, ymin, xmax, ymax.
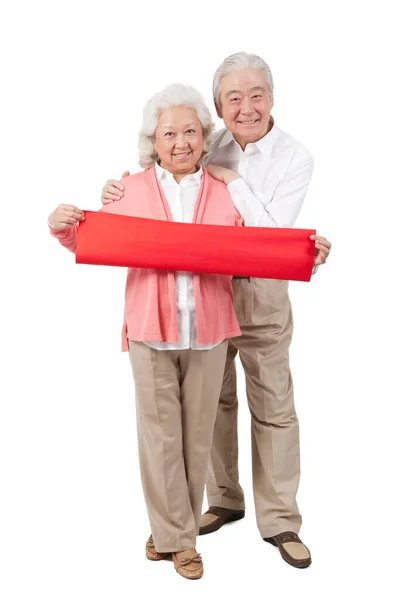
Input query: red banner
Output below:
<box><xmin>76</xmin><ymin>211</ymin><xmax>315</xmax><ymax>282</ymax></box>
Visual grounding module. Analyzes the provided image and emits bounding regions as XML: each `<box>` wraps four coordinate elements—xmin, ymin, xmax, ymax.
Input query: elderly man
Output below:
<box><xmin>101</xmin><ymin>52</ymin><xmax>331</xmax><ymax>569</ymax></box>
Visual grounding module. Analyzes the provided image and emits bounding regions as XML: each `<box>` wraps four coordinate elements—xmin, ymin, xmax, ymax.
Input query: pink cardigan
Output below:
<box><xmin>50</xmin><ymin>166</ymin><xmax>243</xmax><ymax>351</ymax></box>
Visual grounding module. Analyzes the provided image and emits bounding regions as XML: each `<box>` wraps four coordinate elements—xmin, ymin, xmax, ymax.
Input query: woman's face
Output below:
<box><xmin>154</xmin><ymin>106</ymin><xmax>204</xmax><ymax>177</ymax></box>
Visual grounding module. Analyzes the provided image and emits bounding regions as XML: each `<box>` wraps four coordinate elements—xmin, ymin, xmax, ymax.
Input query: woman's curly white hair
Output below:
<box><xmin>138</xmin><ymin>83</ymin><xmax>214</xmax><ymax>168</ymax></box>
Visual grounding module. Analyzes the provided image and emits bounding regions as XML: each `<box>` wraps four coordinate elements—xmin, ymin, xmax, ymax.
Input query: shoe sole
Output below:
<box><xmin>146</xmin><ymin>551</ymin><xmax>171</xmax><ymax>561</ymax></box>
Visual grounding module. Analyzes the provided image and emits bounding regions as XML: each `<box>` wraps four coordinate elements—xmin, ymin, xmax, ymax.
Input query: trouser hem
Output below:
<box><xmin>206</xmin><ymin>496</ymin><xmax>246</xmax><ymax>511</ymax></box>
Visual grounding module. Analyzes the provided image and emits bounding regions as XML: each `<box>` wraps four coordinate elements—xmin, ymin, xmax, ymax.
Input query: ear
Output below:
<box><xmin>214</xmin><ymin>99</ymin><xmax>223</xmax><ymax>119</ymax></box>
<box><xmin>269</xmin><ymin>91</ymin><xmax>274</xmax><ymax>110</ymax></box>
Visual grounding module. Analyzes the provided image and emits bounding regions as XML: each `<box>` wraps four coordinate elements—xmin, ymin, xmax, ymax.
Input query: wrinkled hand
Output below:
<box><xmin>310</xmin><ymin>235</ymin><xmax>331</xmax><ymax>266</ymax></box>
<box><xmin>206</xmin><ymin>164</ymin><xmax>240</xmax><ymax>185</ymax></box>
<box><xmin>48</xmin><ymin>204</ymin><xmax>85</xmax><ymax>230</ymax></box>
<box><xmin>101</xmin><ymin>171</ymin><xmax>130</xmax><ymax>205</ymax></box>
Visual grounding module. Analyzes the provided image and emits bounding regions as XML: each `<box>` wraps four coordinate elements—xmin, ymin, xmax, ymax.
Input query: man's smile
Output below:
<box><xmin>237</xmin><ymin>118</ymin><xmax>260</xmax><ymax>125</ymax></box>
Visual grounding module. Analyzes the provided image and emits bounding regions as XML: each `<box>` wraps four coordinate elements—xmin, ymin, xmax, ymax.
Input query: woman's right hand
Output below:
<box><xmin>48</xmin><ymin>204</ymin><xmax>85</xmax><ymax>230</ymax></box>
<box><xmin>101</xmin><ymin>171</ymin><xmax>129</xmax><ymax>205</ymax></box>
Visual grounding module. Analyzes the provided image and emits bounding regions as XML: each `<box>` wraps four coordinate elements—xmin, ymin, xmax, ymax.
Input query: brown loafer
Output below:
<box><xmin>172</xmin><ymin>551</ymin><xmax>203</xmax><ymax>580</ymax></box>
<box><xmin>199</xmin><ymin>506</ymin><xmax>245</xmax><ymax>535</ymax></box>
<box><xmin>264</xmin><ymin>531</ymin><xmax>312</xmax><ymax>568</ymax></box>
<box><xmin>145</xmin><ymin>535</ymin><xmax>171</xmax><ymax>561</ymax></box>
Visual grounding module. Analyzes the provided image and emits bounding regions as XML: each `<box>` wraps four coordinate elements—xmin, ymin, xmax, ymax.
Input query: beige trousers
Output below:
<box><xmin>129</xmin><ymin>340</ymin><xmax>228</xmax><ymax>553</ymax></box>
<box><xmin>206</xmin><ymin>278</ymin><xmax>301</xmax><ymax>538</ymax></box>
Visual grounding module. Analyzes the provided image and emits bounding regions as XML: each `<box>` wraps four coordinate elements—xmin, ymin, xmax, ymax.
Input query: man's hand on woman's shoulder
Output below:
<box><xmin>101</xmin><ymin>171</ymin><xmax>130</xmax><ymax>205</ymax></box>
<box><xmin>206</xmin><ymin>164</ymin><xmax>240</xmax><ymax>186</ymax></box>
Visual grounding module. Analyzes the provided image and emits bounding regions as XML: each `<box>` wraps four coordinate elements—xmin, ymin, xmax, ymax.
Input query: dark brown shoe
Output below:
<box><xmin>199</xmin><ymin>506</ymin><xmax>245</xmax><ymax>535</ymax></box>
<box><xmin>264</xmin><ymin>531</ymin><xmax>312</xmax><ymax>568</ymax></box>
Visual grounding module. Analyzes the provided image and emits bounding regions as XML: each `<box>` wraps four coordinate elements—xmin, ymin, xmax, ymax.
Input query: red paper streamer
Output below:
<box><xmin>76</xmin><ymin>211</ymin><xmax>315</xmax><ymax>282</ymax></box>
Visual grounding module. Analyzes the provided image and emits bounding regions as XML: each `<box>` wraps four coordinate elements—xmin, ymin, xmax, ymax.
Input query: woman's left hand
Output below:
<box><xmin>310</xmin><ymin>235</ymin><xmax>331</xmax><ymax>266</ymax></box>
<box><xmin>206</xmin><ymin>164</ymin><xmax>240</xmax><ymax>185</ymax></box>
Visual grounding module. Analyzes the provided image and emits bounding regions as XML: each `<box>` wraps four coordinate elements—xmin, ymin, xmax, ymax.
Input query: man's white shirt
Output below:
<box><xmin>208</xmin><ymin>119</ymin><xmax>314</xmax><ymax>229</ymax></box>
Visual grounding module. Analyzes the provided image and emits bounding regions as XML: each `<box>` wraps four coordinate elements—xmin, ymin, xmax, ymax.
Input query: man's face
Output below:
<box><xmin>217</xmin><ymin>68</ymin><xmax>274</xmax><ymax>149</ymax></box>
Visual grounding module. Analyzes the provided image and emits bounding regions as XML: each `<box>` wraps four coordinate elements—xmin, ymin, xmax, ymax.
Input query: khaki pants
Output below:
<box><xmin>129</xmin><ymin>340</ymin><xmax>228</xmax><ymax>553</ymax></box>
<box><xmin>206</xmin><ymin>278</ymin><xmax>301</xmax><ymax>538</ymax></box>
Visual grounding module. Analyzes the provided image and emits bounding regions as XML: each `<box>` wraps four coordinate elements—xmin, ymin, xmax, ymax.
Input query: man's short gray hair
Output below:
<box><xmin>213</xmin><ymin>52</ymin><xmax>274</xmax><ymax>109</ymax></box>
<box><xmin>138</xmin><ymin>83</ymin><xmax>214</xmax><ymax>169</ymax></box>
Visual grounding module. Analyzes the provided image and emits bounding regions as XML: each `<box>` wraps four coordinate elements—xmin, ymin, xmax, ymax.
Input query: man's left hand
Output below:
<box><xmin>206</xmin><ymin>164</ymin><xmax>240</xmax><ymax>185</ymax></box>
<box><xmin>310</xmin><ymin>235</ymin><xmax>331</xmax><ymax>266</ymax></box>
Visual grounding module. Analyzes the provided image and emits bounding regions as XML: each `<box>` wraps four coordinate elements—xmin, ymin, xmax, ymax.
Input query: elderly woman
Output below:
<box><xmin>49</xmin><ymin>84</ymin><xmax>246</xmax><ymax>580</ymax></box>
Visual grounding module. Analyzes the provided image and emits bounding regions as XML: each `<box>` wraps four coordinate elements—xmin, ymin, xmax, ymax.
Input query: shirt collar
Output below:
<box><xmin>218</xmin><ymin>117</ymin><xmax>280</xmax><ymax>155</ymax></box>
<box><xmin>155</xmin><ymin>161</ymin><xmax>203</xmax><ymax>184</ymax></box>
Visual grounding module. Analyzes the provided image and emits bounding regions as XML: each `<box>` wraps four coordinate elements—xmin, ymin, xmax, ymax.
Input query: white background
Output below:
<box><xmin>1</xmin><ymin>0</ymin><xmax>399</xmax><ymax>598</ymax></box>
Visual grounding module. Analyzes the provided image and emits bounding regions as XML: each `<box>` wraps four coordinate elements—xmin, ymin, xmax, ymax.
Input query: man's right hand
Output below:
<box><xmin>101</xmin><ymin>171</ymin><xmax>130</xmax><ymax>205</ymax></box>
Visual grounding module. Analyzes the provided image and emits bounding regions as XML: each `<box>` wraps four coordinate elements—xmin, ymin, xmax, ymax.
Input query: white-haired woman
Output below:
<box><xmin>48</xmin><ymin>84</ymin><xmax>247</xmax><ymax>580</ymax></box>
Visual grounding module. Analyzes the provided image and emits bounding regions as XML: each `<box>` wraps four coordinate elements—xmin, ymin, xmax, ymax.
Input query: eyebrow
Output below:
<box><xmin>249</xmin><ymin>86</ymin><xmax>266</xmax><ymax>93</ymax></box>
<box><xmin>161</xmin><ymin>121</ymin><xmax>198</xmax><ymax>129</ymax></box>
<box><xmin>225</xmin><ymin>90</ymin><xmax>241</xmax><ymax>99</ymax></box>
<box><xmin>225</xmin><ymin>86</ymin><xmax>266</xmax><ymax>98</ymax></box>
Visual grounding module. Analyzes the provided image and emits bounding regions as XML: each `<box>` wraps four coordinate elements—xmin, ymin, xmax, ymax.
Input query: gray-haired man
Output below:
<box><xmin>101</xmin><ymin>52</ymin><xmax>331</xmax><ymax>569</ymax></box>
